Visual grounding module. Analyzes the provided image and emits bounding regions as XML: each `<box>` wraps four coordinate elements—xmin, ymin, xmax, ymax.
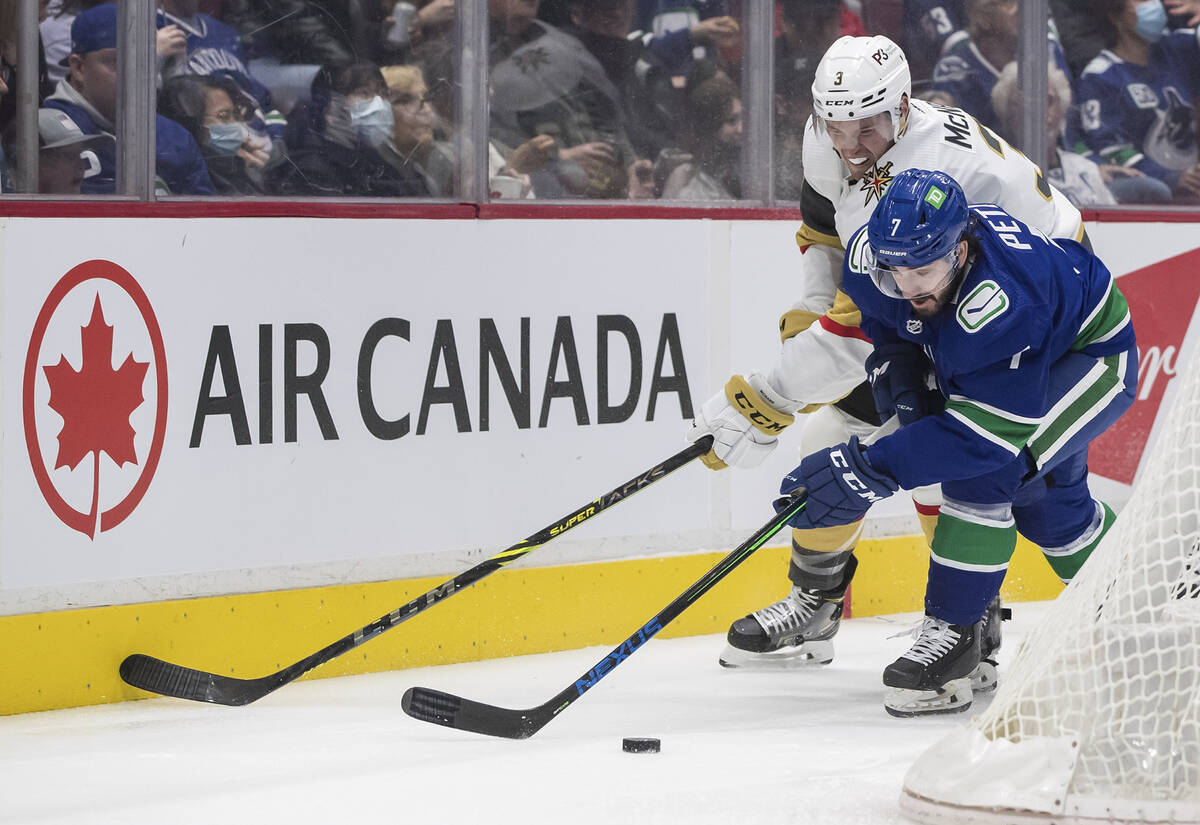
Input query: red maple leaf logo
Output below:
<box><xmin>42</xmin><ymin>295</ymin><xmax>148</xmax><ymax>536</ymax></box>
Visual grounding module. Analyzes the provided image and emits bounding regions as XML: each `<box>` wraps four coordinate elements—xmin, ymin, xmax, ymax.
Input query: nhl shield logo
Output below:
<box><xmin>907</xmin><ymin>319</ymin><xmax>924</xmax><ymax>334</ymax></box>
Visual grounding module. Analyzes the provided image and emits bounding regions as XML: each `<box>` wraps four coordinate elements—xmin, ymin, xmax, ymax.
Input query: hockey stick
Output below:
<box><xmin>119</xmin><ymin>437</ymin><xmax>713</xmax><ymax>706</ymax></box>
<box><xmin>401</xmin><ymin>492</ymin><xmax>807</xmax><ymax>739</ymax></box>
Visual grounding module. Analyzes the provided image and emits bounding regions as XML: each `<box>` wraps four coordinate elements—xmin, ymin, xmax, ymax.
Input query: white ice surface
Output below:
<box><xmin>0</xmin><ymin>602</ymin><xmax>1052</xmax><ymax>825</ymax></box>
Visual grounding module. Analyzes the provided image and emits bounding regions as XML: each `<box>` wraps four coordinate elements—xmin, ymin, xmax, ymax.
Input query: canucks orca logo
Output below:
<box><xmin>1144</xmin><ymin>86</ymin><xmax>1198</xmax><ymax>171</ymax></box>
<box><xmin>859</xmin><ymin>161</ymin><xmax>894</xmax><ymax>205</ymax></box>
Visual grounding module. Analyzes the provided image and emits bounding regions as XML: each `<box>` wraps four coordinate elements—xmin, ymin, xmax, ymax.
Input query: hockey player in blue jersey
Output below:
<box><xmin>1077</xmin><ymin>0</ymin><xmax>1200</xmax><ymax>198</ymax></box>
<box><xmin>776</xmin><ymin>168</ymin><xmax>1138</xmax><ymax>716</ymax></box>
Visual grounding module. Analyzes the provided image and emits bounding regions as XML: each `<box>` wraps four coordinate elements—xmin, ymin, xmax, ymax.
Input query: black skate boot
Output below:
<box><xmin>883</xmin><ymin>613</ymin><xmax>980</xmax><ymax>718</ymax></box>
<box><xmin>968</xmin><ymin>596</ymin><xmax>1010</xmax><ymax>694</ymax></box>
<box><xmin>719</xmin><ymin>556</ymin><xmax>857</xmax><ymax>669</ymax></box>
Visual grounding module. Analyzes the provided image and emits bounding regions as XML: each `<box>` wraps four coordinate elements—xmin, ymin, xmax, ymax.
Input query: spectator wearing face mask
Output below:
<box><xmin>158</xmin><ymin>74</ymin><xmax>272</xmax><ymax>195</ymax></box>
<box><xmin>43</xmin><ymin>3</ymin><xmax>214</xmax><ymax>195</ymax></box>
<box><xmin>1077</xmin><ymin>0</ymin><xmax>1200</xmax><ymax>200</ymax></box>
<box><xmin>379</xmin><ymin>64</ymin><xmax>453</xmax><ymax>196</ymax></box>
<box><xmin>267</xmin><ymin>60</ymin><xmax>432</xmax><ymax>196</ymax></box>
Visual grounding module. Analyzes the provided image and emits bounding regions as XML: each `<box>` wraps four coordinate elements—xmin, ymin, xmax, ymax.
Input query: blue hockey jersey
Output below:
<box><xmin>904</xmin><ymin>0</ymin><xmax>965</xmax><ymax>63</ymax></box>
<box><xmin>44</xmin><ymin>83</ymin><xmax>214</xmax><ymax>195</ymax></box>
<box><xmin>1076</xmin><ymin>29</ymin><xmax>1200</xmax><ymax>188</ymax></box>
<box><xmin>931</xmin><ymin>33</ymin><xmax>1070</xmax><ymax>136</ymax></box>
<box><xmin>841</xmin><ymin>204</ymin><xmax>1135</xmax><ymax>490</ymax></box>
<box><xmin>158</xmin><ymin>11</ymin><xmax>284</xmax><ymax>138</ymax></box>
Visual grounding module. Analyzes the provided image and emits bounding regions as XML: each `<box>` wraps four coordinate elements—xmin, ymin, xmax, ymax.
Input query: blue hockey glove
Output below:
<box><xmin>775</xmin><ymin>436</ymin><xmax>899</xmax><ymax>529</ymax></box>
<box><xmin>864</xmin><ymin>343</ymin><xmax>941</xmax><ymax>425</ymax></box>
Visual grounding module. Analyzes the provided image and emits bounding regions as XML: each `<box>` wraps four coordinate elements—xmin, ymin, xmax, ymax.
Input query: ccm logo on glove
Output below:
<box><xmin>831</xmin><ymin>447</ymin><xmax>887</xmax><ymax>503</ymax></box>
<box><xmin>732</xmin><ymin>389</ymin><xmax>788</xmax><ymax>434</ymax></box>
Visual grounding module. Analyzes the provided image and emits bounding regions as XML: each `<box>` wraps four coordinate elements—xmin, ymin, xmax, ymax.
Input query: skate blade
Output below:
<box><xmin>718</xmin><ymin>640</ymin><xmax>834</xmax><ymax>670</ymax></box>
<box><xmin>884</xmin><ymin>677</ymin><xmax>973</xmax><ymax>718</ymax></box>
<box><xmin>969</xmin><ymin>659</ymin><xmax>999</xmax><ymax>694</ymax></box>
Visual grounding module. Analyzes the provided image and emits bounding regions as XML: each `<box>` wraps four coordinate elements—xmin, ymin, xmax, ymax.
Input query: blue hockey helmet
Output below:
<box><xmin>867</xmin><ymin>169</ymin><xmax>969</xmax><ymax>298</ymax></box>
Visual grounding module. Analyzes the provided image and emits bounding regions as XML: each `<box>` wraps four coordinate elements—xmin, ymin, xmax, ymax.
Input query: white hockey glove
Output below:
<box><xmin>687</xmin><ymin>373</ymin><xmax>800</xmax><ymax>470</ymax></box>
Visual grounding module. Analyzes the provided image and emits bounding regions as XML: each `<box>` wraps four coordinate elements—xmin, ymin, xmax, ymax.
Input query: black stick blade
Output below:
<box><xmin>120</xmin><ymin>654</ymin><xmax>265</xmax><ymax>706</ymax></box>
<box><xmin>402</xmin><ymin>686</ymin><xmax>542</xmax><ymax>740</ymax></box>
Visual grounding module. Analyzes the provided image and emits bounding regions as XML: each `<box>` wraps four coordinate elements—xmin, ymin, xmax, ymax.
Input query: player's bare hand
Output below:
<box><xmin>418</xmin><ymin>0</ymin><xmax>455</xmax><ymax>28</ymax></box>
<box><xmin>690</xmin><ymin>16</ymin><xmax>740</xmax><ymax>49</ymax></box>
<box><xmin>1164</xmin><ymin>0</ymin><xmax>1200</xmax><ymax>25</ymax></box>
<box><xmin>1098</xmin><ymin>164</ymin><xmax>1144</xmax><ymax>182</ymax></box>
<box><xmin>507</xmin><ymin>134</ymin><xmax>556</xmax><ymax>174</ymax></box>
<box><xmin>560</xmin><ymin>142</ymin><xmax>618</xmax><ymax>177</ymax></box>
<box><xmin>156</xmin><ymin>25</ymin><xmax>188</xmax><ymax>59</ymax></box>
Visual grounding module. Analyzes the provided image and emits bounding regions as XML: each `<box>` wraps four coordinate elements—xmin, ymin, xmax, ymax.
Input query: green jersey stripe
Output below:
<box><xmin>945</xmin><ymin>401</ymin><xmax>1037</xmax><ymax>453</ymax></box>
<box><xmin>931</xmin><ymin>514</ymin><xmax>1018</xmax><ymax>568</ymax></box>
<box><xmin>1075</xmin><ymin>278</ymin><xmax>1131</xmax><ymax>350</ymax></box>
<box><xmin>1029</xmin><ymin>353</ymin><xmax>1127</xmax><ymax>466</ymax></box>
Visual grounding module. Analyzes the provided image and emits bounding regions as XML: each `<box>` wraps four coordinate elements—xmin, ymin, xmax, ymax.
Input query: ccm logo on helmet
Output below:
<box><xmin>823</xmin><ymin>99</ymin><xmax>855</xmax><ymax>106</ymax></box>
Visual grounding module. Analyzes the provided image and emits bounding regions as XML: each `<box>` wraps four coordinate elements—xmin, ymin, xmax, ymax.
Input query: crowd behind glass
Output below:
<box><xmin>1</xmin><ymin>0</ymin><xmax>1198</xmax><ymax>205</ymax></box>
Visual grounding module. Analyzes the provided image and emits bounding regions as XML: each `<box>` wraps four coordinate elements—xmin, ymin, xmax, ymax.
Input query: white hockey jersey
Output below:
<box><xmin>768</xmin><ymin>98</ymin><xmax>1084</xmax><ymax>412</ymax></box>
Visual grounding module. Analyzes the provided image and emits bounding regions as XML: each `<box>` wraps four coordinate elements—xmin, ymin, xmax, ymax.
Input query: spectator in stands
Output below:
<box><xmin>659</xmin><ymin>64</ymin><xmax>741</xmax><ymax>199</ymax></box>
<box><xmin>385</xmin><ymin>0</ymin><xmax>456</xmax><ymax>68</ymax></box>
<box><xmin>778</xmin><ymin>0</ymin><xmax>842</xmax><ymax>67</ymax></box>
<box><xmin>158</xmin><ymin>74</ymin><xmax>272</xmax><ymax>194</ymax></box>
<box><xmin>1053</xmin><ymin>0</ymin><xmax>1198</xmax><ymax>77</ymax></box>
<box><xmin>44</xmin><ymin>3</ymin><xmax>215</xmax><ymax>194</ymax></box>
<box><xmin>37</xmin><ymin>106</ymin><xmax>112</xmax><ymax>194</ymax></box>
<box><xmin>1165</xmin><ymin>0</ymin><xmax>1200</xmax><ymax>23</ymax></box>
<box><xmin>773</xmin><ymin>31</ymin><xmax>819</xmax><ymax>202</ymax></box>
<box><xmin>268</xmin><ymin>59</ymin><xmax>432</xmax><ymax>196</ymax></box>
<box><xmin>929</xmin><ymin>0</ymin><xmax>1071</xmax><ymax>134</ymax></box>
<box><xmin>774</xmin><ymin>0</ymin><xmax>839</xmax><ymax>200</ymax></box>
<box><xmin>561</xmin><ymin>0</ymin><xmax>695</xmax><ymax>182</ymax></box>
<box><xmin>157</xmin><ymin>0</ymin><xmax>287</xmax><ymax>144</ymax></box>
<box><xmin>1077</xmin><ymin>0</ymin><xmax>1200</xmax><ymax>201</ymax></box>
<box><xmin>236</xmin><ymin>0</ymin><xmax>407</xmax><ymax>66</ymax></box>
<box><xmin>379</xmin><ymin>64</ymin><xmax>452</xmax><ymax>195</ymax></box>
<box><xmin>991</xmin><ymin>62</ymin><xmax>1114</xmax><ymax>206</ymax></box>
<box><xmin>488</xmin><ymin>0</ymin><xmax>645</xmax><ymax>198</ymax></box>
<box><xmin>614</xmin><ymin>2</ymin><xmax>742</xmax><ymax>90</ymax></box>
<box><xmin>904</xmin><ymin>0</ymin><xmax>965</xmax><ymax>80</ymax></box>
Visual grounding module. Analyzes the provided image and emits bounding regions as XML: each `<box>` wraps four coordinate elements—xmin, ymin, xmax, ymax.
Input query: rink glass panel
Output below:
<box><xmin>0</xmin><ymin>0</ymin><xmax>1173</xmax><ymax>208</ymax></box>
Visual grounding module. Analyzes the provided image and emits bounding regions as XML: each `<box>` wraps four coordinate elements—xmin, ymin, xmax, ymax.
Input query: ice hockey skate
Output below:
<box><xmin>968</xmin><ymin>595</ymin><xmax>1009</xmax><ymax>694</ymax></box>
<box><xmin>719</xmin><ymin>557</ymin><xmax>856</xmax><ymax>669</ymax></box>
<box><xmin>883</xmin><ymin>613</ymin><xmax>980</xmax><ymax>717</ymax></box>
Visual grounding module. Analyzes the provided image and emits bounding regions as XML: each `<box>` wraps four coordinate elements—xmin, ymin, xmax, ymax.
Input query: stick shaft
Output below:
<box><xmin>402</xmin><ymin>494</ymin><xmax>806</xmax><ymax>738</ymax></box>
<box><xmin>121</xmin><ymin>437</ymin><xmax>713</xmax><ymax>705</ymax></box>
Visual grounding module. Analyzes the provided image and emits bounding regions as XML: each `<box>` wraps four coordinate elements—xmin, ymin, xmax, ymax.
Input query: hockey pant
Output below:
<box><xmin>787</xmin><ymin>404</ymin><xmax>942</xmax><ymax>592</ymax></box>
<box><xmin>924</xmin><ymin>348</ymin><xmax>1138</xmax><ymax>626</ymax></box>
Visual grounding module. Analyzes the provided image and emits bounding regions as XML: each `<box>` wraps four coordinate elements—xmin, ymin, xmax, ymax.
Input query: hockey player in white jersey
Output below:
<box><xmin>687</xmin><ymin>34</ymin><xmax>1085</xmax><ymax>681</ymax></box>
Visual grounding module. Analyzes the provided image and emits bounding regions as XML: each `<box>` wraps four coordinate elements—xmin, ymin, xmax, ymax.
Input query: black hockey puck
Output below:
<box><xmin>622</xmin><ymin>737</ymin><xmax>661</xmax><ymax>753</ymax></box>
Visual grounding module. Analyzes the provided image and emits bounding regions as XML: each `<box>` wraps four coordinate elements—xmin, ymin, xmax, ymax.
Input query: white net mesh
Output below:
<box><xmin>901</xmin><ymin>344</ymin><xmax>1200</xmax><ymax>824</ymax></box>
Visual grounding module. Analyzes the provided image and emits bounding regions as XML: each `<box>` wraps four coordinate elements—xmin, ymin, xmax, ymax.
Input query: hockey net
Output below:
<box><xmin>900</xmin><ymin>341</ymin><xmax>1200</xmax><ymax>825</ymax></box>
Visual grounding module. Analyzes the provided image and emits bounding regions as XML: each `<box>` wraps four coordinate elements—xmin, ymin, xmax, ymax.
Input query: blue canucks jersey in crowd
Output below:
<box><xmin>158</xmin><ymin>10</ymin><xmax>285</xmax><ymax>139</ymax></box>
<box><xmin>44</xmin><ymin>85</ymin><xmax>214</xmax><ymax>195</ymax></box>
<box><xmin>904</xmin><ymin>0</ymin><xmax>964</xmax><ymax>63</ymax></box>
<box><xmin>931</xmin><ymin>34</ymin><xmax>1071</xmax><ymax>135</ymax></box>
<box><xmin>840</xmin><ymin>205</ymin><xmax>1135</xmax><ymax>491</ymax></box>
<box><xmin>1076</xmin><ymin>29</ymin><xmax>1200</xmax><ymax>188</ymax></box>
